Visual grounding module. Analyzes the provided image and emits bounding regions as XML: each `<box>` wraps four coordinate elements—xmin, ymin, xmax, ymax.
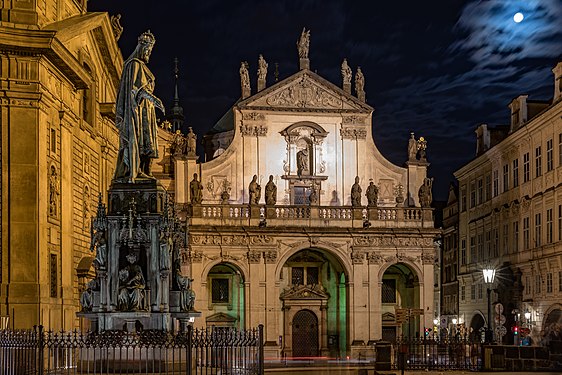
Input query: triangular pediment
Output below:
<box><xmin>238</xmin><ymin>70</ymin><xmax>372</xmax><ymax>113</ymax></box>
<box><xmin>206</xmin><ymin>312</ymin><xmax>237</xmax><ymax>323</ymax></box>
<box><xmin>280</xmin><ymin>284</ymin><xmax>330</xmax><ymax>300</ymax></box>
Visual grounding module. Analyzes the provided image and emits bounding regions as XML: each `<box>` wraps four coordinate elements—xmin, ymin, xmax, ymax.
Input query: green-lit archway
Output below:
<box><xmin>205</xmin><ymin>262</ymin><xmax>245</xmax><ymax>329</ymax></box>
<box><xmin>279</xmin><ymin>248</ymin><xmax>348</xmax><ymax>358</ymax></box>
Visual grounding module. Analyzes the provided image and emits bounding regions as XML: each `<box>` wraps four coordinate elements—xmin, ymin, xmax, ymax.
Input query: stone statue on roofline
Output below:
<box><xmin>265</xmin><ymin>175</ymin><xmax>277</xmax><ymax>206</ymax></box>
<box><xmin>297</xmin><ymin>28</ymin><xmax>310</xmax><ymax>59</ymax></box>
<box><xmin>113</xmin><ymin>30</ymin><xmax>165</xmax><ymax>183</ymax></box>
<box><xmin>351</xmin><ymin>176</ymin><xmax>362</xmax><ymax>207</ymax></box>
<box><xmin>418</xmin><ymin>177</ymin><xmax>433</xmax><ymax>208</ymax></box>
<box><xmin>341</xmin><ymin>58</ymin><xmax>352</xmax><ymax>86</ymax></box>
<box><xmin>249</xmin><ymin>175</ymin><xmax>261</xmax><ymax>205</ymax></box>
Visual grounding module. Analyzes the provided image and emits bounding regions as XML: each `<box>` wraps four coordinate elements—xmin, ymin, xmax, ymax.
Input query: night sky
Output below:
<box><xmin>89</xmin><ymin>0</ymin><xmax>562</xmax><ymax>200</ymax></box>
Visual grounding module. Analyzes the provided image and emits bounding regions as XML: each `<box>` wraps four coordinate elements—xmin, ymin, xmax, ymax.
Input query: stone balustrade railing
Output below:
<box><xmin>188</xmin><ymin>204</ymin><xmax>434</xmax><ymax>229</ymax></box>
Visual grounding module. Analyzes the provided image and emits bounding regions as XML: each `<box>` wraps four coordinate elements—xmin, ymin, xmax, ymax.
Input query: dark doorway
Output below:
<box><xmin>292</xmin><ymin>310</ymin><xmax>318</xmax><ymax>357</ymax></box>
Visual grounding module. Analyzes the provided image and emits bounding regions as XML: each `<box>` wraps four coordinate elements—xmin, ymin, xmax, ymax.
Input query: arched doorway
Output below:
<box><xmin>280</xmin><ymin>248</ymin><xmax>347</xmax><ymax>358</ymax></box>
<box><xmin>205</xmin><ymin>263</ymin><xmax>245</xmax><ymax>329</ymax></box>
<box><xmin>543</xmin><ymin>308</ymin><xmax>562</xmax><ymax>340</ymax></box>
<box><xmin>292</xmin><ymin>310</ymin><xmax>319</xmax><ymax>357</ymax></box>
<box><xmin>381</xmin><ymin>263</ymin><xmax>420</xmax><ymax>339</ymax></box>
<box><xmin>469</xmin><ymin>313</ymin><xmax>485</xmax><ymax>342</ymax></box>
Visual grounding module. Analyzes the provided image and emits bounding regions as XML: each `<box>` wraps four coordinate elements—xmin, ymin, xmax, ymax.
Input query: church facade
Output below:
<box><xmin>168</xmin><ymin>34</ymin><xmax>439</xmax><ymax>358</ymax></box>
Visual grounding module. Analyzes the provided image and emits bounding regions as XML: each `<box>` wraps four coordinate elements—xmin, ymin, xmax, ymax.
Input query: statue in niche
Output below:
<box><xmin>49</xmin><ymin>165</ymin><xmax>59</xmax><ymax>217</ymax></box>
<box><xmin>113</xmin><ymin>31</ymin><xmax>165</xmax><ymax>183</ymax></box>
<box><xmin>240</xmin><ymin>61</ymin><xmax>250</xmax><ymax>90</ymax></box>
<box><xmin>296</xmin><ymin>148</ymin><xmax>309</xmax><ymax>178</ymax></box>
<box><xmin>265</xmin><ymin>175</ymin><xmax>277</xmax><ymax>205</ymax></box>
<box><xmin>366</xmin><ymin>181</ymin><xmax>379</xmax><ymax>207</ymax></box>
<box><xmin>341</xmin><ymin>58</ymin><xmax>352</xmax><ymax>85</ymax></box>
<box><xmin>91</xmin><ymin>230</ymin><xmax>107</xmax><ymax>270</ymax></box>
<box><xmin>297</xmin><ymin>28</ymin><xmax>310</xmax><ymax>59</ymax></box>
<box><xmin>408</xmin><ymin>132</ymin><xmax>417</xmax><ymax>161</ymax></box>
<box><xmin>80</xmin><ymin>279</ymin><xmax>98</xmax><ymax>312</ymax></box>
<box><xmin>190</xmin><ymin>173</ymin><xmax>203</xmax><ymax>204</ymax></box>
<box><xmin>117</xmin><ymin>253</ymin><xmax>146</xmax><ymax>311</ymax></box>
<box><xmin>249</xmin><ymin>175</ymin><xmax>261</xmax><ymax>205</ymax></box>
<box><xmin>351</xmin><ymin>176</ymin><xmax>362</xmax><ymax>207</ymax></box>
<box><xmin>418</xmin><ymin>177</ymin><xmax>433</xmax><ymax>208</ymax></box>
<box><xmin>257</xmin><ymin>54</ymin><xmax>268</xmax><ymax>81</ymax></box>
<box><xmin>186</xmin><ymin>127</ymin><xmax>197</xmax><ymax>156</ymax></box>
<box><xmin>355</xmin><ymin>67</ymin><xmax>365</xmax><ymax>93</ymax></box>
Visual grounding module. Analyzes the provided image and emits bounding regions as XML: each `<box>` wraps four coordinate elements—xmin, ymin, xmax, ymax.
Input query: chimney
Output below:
<box><xmin>553</xmin><ymin>62</ymin><xmax>562</xmax><ymax>103</ymax></box>
<box><xmin>508</xmin><ymin>95</ymin><xmax>528</xmax><ymax>132</ymax></box>
<box><xmin>475</xmin><ymin>123</ymin><xmax>490</xmax><ymax>156</ymax></box>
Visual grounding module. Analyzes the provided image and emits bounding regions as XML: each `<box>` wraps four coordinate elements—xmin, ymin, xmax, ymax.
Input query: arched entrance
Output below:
<box><xmin>381</xmin><ymin>263</ymin><xmax>420</xmax><ymax>340</ymax></box>
<box><xmin>543</xmin><ymin>308</ymin><xmax>562</xmax><ymax>340</ymax></box>
<box><xmin>205</xmin><ymin>263</ymin><xmax>245</xmax><ymax>329</ymax></box>
<box><xmin>292</xmin><ymin>310</ymin><xmax>319</xmax><ymax>357</ymax></box>
<box><xmin>280</xmin><ymin>248</ymin><xmax>347</xmax><ymax>358</ymax></box>
<box><xmin>469</xmin><ymin>313</ymin><xmax>485</xmax><ymax>342</ymax></box>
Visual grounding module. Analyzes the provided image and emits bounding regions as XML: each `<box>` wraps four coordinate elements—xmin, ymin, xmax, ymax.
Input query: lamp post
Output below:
<box><xmin>452</xmin><ymin>318</ymin><xmax>458</xmax><ymax>338</ymax></box>
<box><xmin>483</xmin><ymin>268</ymin><xmax>496</xmax><ymax>344</ymax></box>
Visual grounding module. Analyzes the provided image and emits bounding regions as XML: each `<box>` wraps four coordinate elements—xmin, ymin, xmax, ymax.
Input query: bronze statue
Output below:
<box><xmin>351</xmin><ymin>176</ymin><xmax>362</xmax><ymax>207</ymax></box>
<box><xmin>249</xmin><ymin>175</ymin><xmax>261</xmax><ymax>205</ymax></box>
<box><xmin>117</xmin><ymin>253</ymin><xmax>146</xmax><ymax>311</ymax></box>
<box><xmin>265</xmin><ymin>175</ymin><xmax>277</xmax><ymax>205</ymax></box>
<box><xmin>113</xmin><ymin>31</ymin><xmax>165</xmax><ymax>183</ymax></box>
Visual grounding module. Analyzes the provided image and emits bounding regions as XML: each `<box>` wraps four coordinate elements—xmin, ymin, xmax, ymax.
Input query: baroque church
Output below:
<box><xmin>164</xmin><ymin>30</ymin><xmax>440</xmax><ymax>358</ymax></box>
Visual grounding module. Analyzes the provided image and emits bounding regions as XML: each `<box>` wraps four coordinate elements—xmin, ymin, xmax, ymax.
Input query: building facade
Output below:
<box><xmin>166</xmin><ymin>39</ymin><xmax>440</xmax><ymax>358</ymax></box>
<box><xmin>441</xmin><ymin>183</ymin><xmax>459</xmax><ymax>336</ymax></box>
<box><xmin>454</xmin><ymin>61</ymin><xmax>562</xmax><ymax>344</ymax></box>
<box><xmin>0</xmin><ymin>2</ymin><xmax>121</xmax><ymax>329</ymax></box>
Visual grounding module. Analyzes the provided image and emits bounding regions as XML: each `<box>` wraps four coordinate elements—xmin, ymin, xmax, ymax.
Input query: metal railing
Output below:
<box><xmin>391</xmin><ymin>336</ymin><xmax>482</xmax><ymax>371</ymax></box>
<box><xmin>0</xmin><ymin>325</ymin><xmax>264</xmax><ymax>375</ymax></box>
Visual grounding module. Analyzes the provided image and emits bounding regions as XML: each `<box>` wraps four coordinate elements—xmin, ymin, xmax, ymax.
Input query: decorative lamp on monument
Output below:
<box><xmin>482</xmin><ymin>268</ymin><xmax>496</xmax><ymax>344</ymax></box>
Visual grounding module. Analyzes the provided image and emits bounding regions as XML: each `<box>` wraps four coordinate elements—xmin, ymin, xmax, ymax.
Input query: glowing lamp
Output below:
<box><xmin>483</xmin><ymin>268</ymin><xmax>496</xmax><ymax>284</ymax></box>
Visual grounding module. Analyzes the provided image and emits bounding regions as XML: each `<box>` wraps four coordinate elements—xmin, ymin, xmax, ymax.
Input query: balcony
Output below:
<box><xmin>185</xmin><ymin>204</ymin><xmax>434</xmax><ymax>229</ymax></box>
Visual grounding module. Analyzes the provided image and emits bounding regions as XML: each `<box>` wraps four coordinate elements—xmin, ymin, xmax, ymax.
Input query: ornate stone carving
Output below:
<box><xmin>342</xmin><ymin>115</ymin><xmax>366</xmax><ymax>125</ymax></box>
<box><xmin>422</xmin><ymin>253</ymin><xmax>435</xmax><ymax>264</ymax></box>
<box><xmin>340</xmin><ymin>126</ymin><xmax>367</xmax><ymax>139</ymax></box>
<box><xmin>367</xmin><ymin>253</ymin><xmax>384</xmax><ymax>265</ymax></box>
<box><xmin>250</xmin><ymin>235</ymin><xmax>273</xmax><ymax>245</ymax></box>
<box><xmin>240</xmin><ymin>124</ymin><xmax>268</xmax><ymax>137</ymax></box>
<box><xmin>188</xmin><ymin>251</ymin><xmax>203</xmax><ymax>263</ymax></box>
<box><xmin>266</xmin><ymin>76</ymin><xmax>342</xmax><ymax>109</ymax></box>
<box><xmin>221</xmin><ymin>235</ymin><xmax>247</xmax><ymax>246</ymax></box>
<box><xmin>351</xmin><ymin>251</ymin><xmax>365</xmax><ymax>264</ymax></box>
<box><xmin>385</xmin><ymin>255</ymin><xmax>397</xmax><ymax>263</ymax></box>
<box><xmin>264</xmin><ymin>251</ymin><xmax>278</xmax><ymax>264</ymax></box>
<box><xmin>247</xmin><ymin>251</ymin><xmax>262</xmax><ymax>264</ymax></box>
<box><xmin>110</xmin><ymin>14</ymin><xmax>123</xmax><ymax>41</ymax></box>
<box><xmin>242</xmin><ymin>112</ymin><xmax>265</xmax><ymax>121</ymax></box>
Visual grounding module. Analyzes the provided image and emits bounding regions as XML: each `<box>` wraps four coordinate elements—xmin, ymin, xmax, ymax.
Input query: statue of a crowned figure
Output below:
<box><xmin>113</xmin><ymin>31</ymin><xmax>165</xmax><ymax>183</ymax></box>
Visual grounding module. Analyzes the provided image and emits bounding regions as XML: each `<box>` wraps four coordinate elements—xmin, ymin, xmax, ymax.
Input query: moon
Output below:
<box><xmin>513</xmin><ymin>12</ymin><xmax>524</xmax><ymax>23</ymax></box>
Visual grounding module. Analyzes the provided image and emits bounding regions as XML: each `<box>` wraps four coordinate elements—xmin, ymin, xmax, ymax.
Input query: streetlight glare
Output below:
<box><xmin>483</xmin><ymin>268</ymin><xmax>496</xmax><ymax>284</ymax></box>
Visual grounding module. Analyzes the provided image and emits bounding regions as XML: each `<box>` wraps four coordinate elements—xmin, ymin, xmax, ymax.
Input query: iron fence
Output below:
<box><xmin>0</xmin><ymin>325</ymin><xmax>264</xmax><ymax>375</ymax></box>
<box><xmin>391</xmin><ymin>336</ymin><xmax>481</xmax><ymax>371</ymax></box>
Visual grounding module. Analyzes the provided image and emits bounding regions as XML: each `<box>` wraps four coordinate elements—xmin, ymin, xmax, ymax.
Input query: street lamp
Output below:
<box><xmin>483</xmin><ymin>268</ymin><xmax>496</xmax><ymax>344</ymax></box>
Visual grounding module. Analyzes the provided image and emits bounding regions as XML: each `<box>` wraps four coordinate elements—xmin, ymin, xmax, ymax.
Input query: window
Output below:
<box><xmin>477</xmin><ymin>233</ymin><xmax>484</xmax><ymax>261</ymax></box>
<box><xmin>485</xmin><ymin>174</ymin><xmax>492</xmax><ymax>201</ymax></box>
<box><xmin>525</xmin><ymin>276</ymin><xmax>531</xmax><ymax>295</ymax></box>
<box><xmin>513</xmin><ymin>221</ymin><xmax>519</xmax><ymax>252</ymax></box>
<box><xmin>547</xmin><ymin>273</ymin><xmax>553</xmax><ymax>293</ymax></box>
<box><xmin>535</xmin><ymin>213</ymin><xmax>542</xmax><ymax>247</ymax></box>
<box><xmin>470</xmin><ymin>181</ymin><xmax>476</xmax><ymax>208</ymax></box>
<box><xmin>503</xmin><ymin>164</ymin><xmax>509</xmax><ymax>192</ymax></box>
<box><xmin>470</xmin><ymin>284</ymin><xmax>476</xmax><ymax>300</ymax></box>
<box><xmin>535</xmin><ymin>146</ymin><xmax>542</xmax><ymax>177</ymax></box>
<box><xmin>461</xmin><ymin>285</ymin><xmax>466</xmax><ymax>301</ymax></box>
<box><xmin>547</xmin><ymin>208</ymin><xmax>553</xmax><ymax>244</ymax></box>
<box><xmin>461</xmin><ymin>186</ymin><xmax>467</xmax><ymax>212</ymax></box>
<box><xmin>559</xmin><ymin>205</ymin><xmax>562</xmax><ymax>241</ymax></box>
<box><xmin>382</xmin><ymin>279</ymin><xmax>396</xmax><ymax>303</ymax></box>
<box><xmin>477</xmin><ymin>178</ymin><xmax>483</xmax><ymax>205</ymax></box>
<box><xmin>535</xmin><ymin>274</ymin><xmax>541</xmax><ymax>294</ymax></box>
<box><xmin>50</xmin><ymin>254</ymin><xmax>58</xmax><ymax>298</ymax></box>
<box><xmin>211</xmin><ymin>279</ymin><xmax>229</xmax><ymax>303</ymax></box>
<box><xmin>523</xmin><ymin>152</ymin><xmax>530</xmax><ymax>182</ymax></box>
<box><xmin>523</xmin><ymin>217</ymin><xmax>530</xmax><ymax>250</ymax></box>
<box><xmin>82</xmin><ymin>63</ymin><xmax>94</xmax><ymax>125</ymax></box>
<box><xmin>493</xmin><ymin>170</ymin><xmax>499</xmax><ymax>197</ymax></box>
<box><xmin>485</xmin><ymin>231</ymin><xmax>491</xmax><ymax>259</ymax></box>
<box><xmin>307</xmin><ymin>267</ymin><xmax>319</xmax><ymax>285</ymax></box>
<box><xmin>559</xmin><ymin>133</ymin><xmax>562</xmax><ymax>166</ymax></box>
<box><xmin>559</xmin><ymin>271</ymin><xmax>562</xmax><ymax>292</ymax></box>
<box><xmin>461</xmin><ymin>239</ymin><xmax>467</xmax><ymax>266</ymax></box>
<box><xmin>470</xmin><ymin>236</ymin><xmax>476</xmax><ymax>263</ymax></box>
<box><xmin>513</xmin><ymin>159</ymin><xmax>519</xmax><ymax>187</ymax></box>
<box><xmin>547</xmin><ymin>139</ymin><xmax>553</xmax><ymax>172</ymax></box>
<box><xmin>292</xmin><ymin>267</ymin><xmax>304</xmax><ymax>285</ymax></box>
<box><xmin>477</xmin><ymin>284</ymin><xmax>483</xmax><ymax>300</ymax></box>
<box><xmin>494</xmin><ymin>228</ymin><xmax>499</xmax><ymax>257</ymax></box>
<box><xmin>502</xmin><ymin>224</ymin><xmax>509</xmax><ymax>255</ymax></box>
